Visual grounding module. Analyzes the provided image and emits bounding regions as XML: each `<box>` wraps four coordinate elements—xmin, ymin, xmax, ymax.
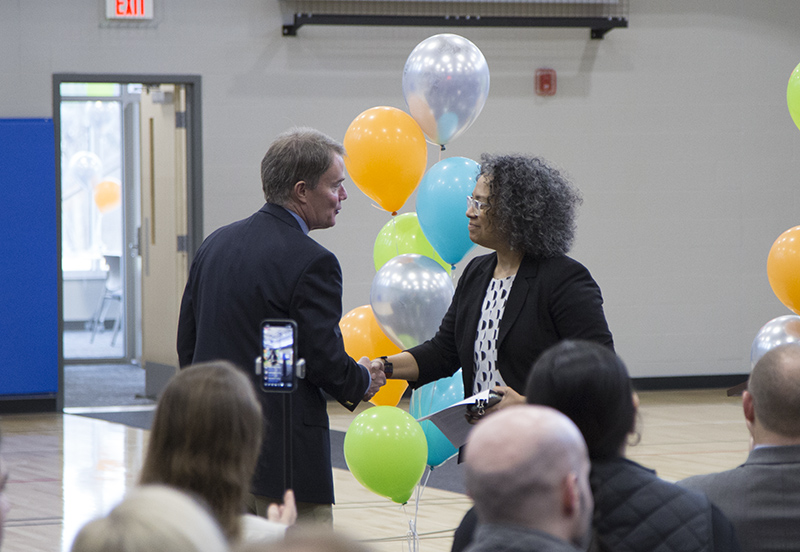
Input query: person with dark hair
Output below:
<box><xmin>463</xmin><ymin>405</ymin><xmax>594</xmax><ymax>552</ymax></box>
<box><xmin>679</xmin><ymin>343</ymin><xmax>800</xmax><ymax>552</ymax></box>
<box><xmin>139</xmin><ymin>361</ymin><xmax>294</xmax><ymax>545</ymax></box>
<box><xmin>374</xmin><ymin>154</ymin><xmax>613</xmax><ymax>410</ymax></box>
<box><xmin>523</xmin><ymin>340</ymin><xmax>740</xmax><ymax>552</ymax></box>
<box><xmin>177</xmin><ymin>128</ymin><xmax>386</xmax><ymax>524</ymax></box>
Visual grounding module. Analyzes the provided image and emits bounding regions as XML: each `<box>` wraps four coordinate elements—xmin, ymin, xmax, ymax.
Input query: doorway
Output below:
<box><xmin>54</xmin><ymin>74</ymin><xmax>202</xmax><ymax>409</ymax></box>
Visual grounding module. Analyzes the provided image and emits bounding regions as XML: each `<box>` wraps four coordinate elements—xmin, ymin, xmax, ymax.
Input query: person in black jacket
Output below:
<box><xmin>453</xmin><ymin>340</ymin><xmax>741</xmax><ymax>552</ymax></box>
<box><xmin>374</xmin><ymin>154</ymin><xmax>613</xmax><ymax>408</ymax></box>
<box><xmin>177</xmin><ymin>128</ymin><xmax>385</xmax><ymax>524</ymax></box>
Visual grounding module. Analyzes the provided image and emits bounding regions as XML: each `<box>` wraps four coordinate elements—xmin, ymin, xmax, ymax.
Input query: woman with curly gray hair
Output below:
<box><xmin>374</xmin><ymin>153</ymin><xmax>613</xmax><ymax>411</ymax></box>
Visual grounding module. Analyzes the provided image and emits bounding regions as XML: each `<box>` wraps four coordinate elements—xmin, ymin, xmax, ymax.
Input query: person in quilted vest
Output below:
<box><xmin>524</xmin><ymin>340</ymin><xmax>740</xmax><ymax>552</ymax></box>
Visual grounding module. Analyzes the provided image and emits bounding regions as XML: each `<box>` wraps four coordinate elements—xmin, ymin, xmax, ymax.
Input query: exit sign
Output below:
<box><xmin>106</xmin><ymin>0</ymin><xmax>153</xmax><ymax>19</ymax></box>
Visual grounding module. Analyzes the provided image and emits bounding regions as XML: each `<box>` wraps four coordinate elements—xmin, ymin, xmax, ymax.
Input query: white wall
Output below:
<box><xmin>3</xmin><ymin>0</ymin><xmax>799</xmax><ymax>377</ymax></box>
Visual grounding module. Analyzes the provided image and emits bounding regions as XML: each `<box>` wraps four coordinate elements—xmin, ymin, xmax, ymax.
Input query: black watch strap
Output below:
<box><xmin>380</xmin><ymin>356</ymin><xmax>394</xmax><ymax>378</ymax></box>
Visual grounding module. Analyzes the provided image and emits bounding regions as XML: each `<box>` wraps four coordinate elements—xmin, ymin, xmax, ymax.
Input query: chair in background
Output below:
<box><xmin>88</xmin><ymin>254</ymin><xmax>123</xmax><ymax>345</ymax></box>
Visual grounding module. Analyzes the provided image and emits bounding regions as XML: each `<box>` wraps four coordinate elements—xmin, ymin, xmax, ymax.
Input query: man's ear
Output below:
<box><xmin>743</xmin><ymin>390</ymin><xmax>756</xmax><ymax>428</ymax></box>
<box><xmin>561</xmin><ymin>473</ymin><xmax>579</xmax><ymax>517</ymax></box>
<box><xmin>292</xmin><ymin>180</ymin><xmax>308</xmax><ymax>204</ymax></box>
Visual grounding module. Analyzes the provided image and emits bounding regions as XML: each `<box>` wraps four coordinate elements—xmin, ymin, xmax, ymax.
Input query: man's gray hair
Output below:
<box><xmin>261</xmin><ymin>127</ymin><xmax>345</xmax><ymax>205</ymax></box>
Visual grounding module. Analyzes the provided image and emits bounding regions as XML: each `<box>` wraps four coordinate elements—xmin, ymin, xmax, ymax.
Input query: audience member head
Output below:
<box><xmin>477</xmin><ymin>153</ymin><xmax>582</xmax><ymax>258</ymax></box>
<box><xmin>261</xmin><ymin>127</ymin><xmax>345</xmax><ymax>205</ymax></box>
<box><xmin>525</xmin><ymin>340</ymin><xmax>636</xmax><ymax>460</ymax></box>
<box><xmin>745</xmin><ymin>343</ymin><xmax>800</xmax><ymax>443</ymax></box>
<box><xmin>139</xmin><ymin>361</ymin><xmax>262</xmax><ymax>541</ymax></box>
<box><xmin>70</xmin><ymin>485</ymin><xmax>229</xmax><ymax>552</ymax></box>
<box><xmin>0</xmin><ymin>428</ymin><xmax>8</xmax><ymax>549</ymax></box>
<box><xmin>464</xmin><ymin>405</ymin><xmax>593</xmax><ymax>548</ymax></box>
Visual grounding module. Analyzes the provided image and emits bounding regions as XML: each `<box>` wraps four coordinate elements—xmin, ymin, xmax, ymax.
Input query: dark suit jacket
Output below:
<box><xmin>408</xmin><ymin>252</ymin><xmax>613</xmax><ymax>395</ymax></box>
<box><xmin>177</xmin><ymin>203</ymin><xmax>368</xmax><ymax>504</ymax></box>
<box><xmin>679</xmin><ymin>445</ymin><xmax>800</xmax><ymax>552</ymax></box>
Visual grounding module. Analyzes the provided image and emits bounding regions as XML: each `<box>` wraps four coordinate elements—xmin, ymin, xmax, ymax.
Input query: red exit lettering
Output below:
<box><xmin>116</xmin><ymin>0</ymin><xmax>146</xmax><ymax>16</ymax></box>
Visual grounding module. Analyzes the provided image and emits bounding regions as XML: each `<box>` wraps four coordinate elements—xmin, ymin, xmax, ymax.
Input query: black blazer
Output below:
<box><xmin>408</xmin><ymin>253</ymin><xmax>613</xmax><ymax>395</ymax></box>
<box><xmin>177</xmin><ymin>203</ymin><xmax>368</xmax><ymax>504</ymax></box>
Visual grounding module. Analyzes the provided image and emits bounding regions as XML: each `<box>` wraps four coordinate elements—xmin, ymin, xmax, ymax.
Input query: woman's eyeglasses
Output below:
<box><xmin>466</xmin><ymin>195</ymin><xmax>491</xmax><ymax>215</ymax></box>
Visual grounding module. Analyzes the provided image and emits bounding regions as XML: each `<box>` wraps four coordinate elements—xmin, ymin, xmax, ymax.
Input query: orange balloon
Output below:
<box><xmin>93</xmin><ymin>180</ymin><xmax>121</xmax><ymax>213</ymax></box>
<box><xmin>768</xmin><ymin>225</ymin><xmax>800</xmax><ymax>314</ymax></box>
<box><xmin>340</xmin><ymin>305</ymin><xmax>408</xmax><ymax>407</ymax></box>
<box><xmin>343</xmin><ymin>106</ymin><xmax>428</xmax><ymax>214</ymax></box>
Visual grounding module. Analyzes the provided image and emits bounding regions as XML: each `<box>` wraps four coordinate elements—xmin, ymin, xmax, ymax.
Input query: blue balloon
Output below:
<box><xmin>416</xmin><ymin>157</ymin><xmax>479</xmax><ymax>265</ymax></box>
<box><xmin>409</xmin><ymin>369</ymin><xmax>464</xmax><ymax>467</ymax></box>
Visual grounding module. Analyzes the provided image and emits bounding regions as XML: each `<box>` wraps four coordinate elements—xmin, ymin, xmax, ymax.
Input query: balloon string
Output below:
<box><xmin>406</xmin><ymin>467</ymin><xmax>431</xmax><ymax>552</ymax></box>
<box><xmin>392</xmin><ymin>216</ymin><xmax>400</xmax><ymax>258</ymax></box>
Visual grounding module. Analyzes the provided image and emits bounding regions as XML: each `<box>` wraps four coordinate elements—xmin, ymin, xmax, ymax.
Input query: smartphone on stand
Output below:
<box><xmin>260</xmin><ymin>319</ymin><xmax>298</xmax><ymax>393</ymax></box>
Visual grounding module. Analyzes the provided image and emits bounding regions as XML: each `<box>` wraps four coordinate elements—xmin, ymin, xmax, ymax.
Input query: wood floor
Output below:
<box><xmin>0</xmin><ymin>388</ymin><xmax>750</xmax><ymax>552</ymax></box>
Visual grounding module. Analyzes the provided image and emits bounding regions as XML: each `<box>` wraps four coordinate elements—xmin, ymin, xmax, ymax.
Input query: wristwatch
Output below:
<box><xmin>380</xmin><ymin>356</ymin><xmax>393</xmax><ymax>378</ymax></box>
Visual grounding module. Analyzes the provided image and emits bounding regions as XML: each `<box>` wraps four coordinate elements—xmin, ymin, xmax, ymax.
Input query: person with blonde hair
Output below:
<box><xmin>70</xmin><ymin>485</ymin><xmax>229</xmax><ymax>552</ymax></box>
<box><xmin>139</xmin><ymin>360</ymin><xmax>294</xmax><ymax>545</ymax></box>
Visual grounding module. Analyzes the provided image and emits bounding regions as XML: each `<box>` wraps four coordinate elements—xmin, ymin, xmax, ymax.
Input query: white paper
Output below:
<box><xmin>416</xmin><ymin>389</ymin><xmax>492</xmax><ymax>449</ymax></box>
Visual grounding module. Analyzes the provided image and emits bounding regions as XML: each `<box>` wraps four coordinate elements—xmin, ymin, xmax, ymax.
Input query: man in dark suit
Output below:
<box><xmin>177</xmin><ymin>127</ymin><xmax>385</xmax><ymax>523</ymax></box>
<box><xmin>679</xmin><ymin>343</ymin><xmax>800</xmax><ymax>552</ymax></box>
<box><xmin>463</xmin><ymin>405</ymin><xmax>593</xmax><ymax>552</ymax></box>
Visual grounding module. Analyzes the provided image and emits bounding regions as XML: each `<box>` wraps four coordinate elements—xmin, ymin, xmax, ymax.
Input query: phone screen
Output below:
<box><xmin>260</xmin><ymin>319</ymin><xmax>297</xmax><ymax>392</ymax></box>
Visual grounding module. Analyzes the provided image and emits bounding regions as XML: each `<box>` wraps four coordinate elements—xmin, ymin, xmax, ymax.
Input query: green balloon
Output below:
<box><xmin>374</xmin><ymin>212</ymin><xmax>451</xmax><ymax>274</ymax></box>
<box><xmin>343</xmin><ymin>406</ymin><xmax>428</xmax><ymax>504</ymax></box>
<box><xmin>789</xmin><ymin>61</ymin><xmax>800</xmax><ymax>132</ymax></box>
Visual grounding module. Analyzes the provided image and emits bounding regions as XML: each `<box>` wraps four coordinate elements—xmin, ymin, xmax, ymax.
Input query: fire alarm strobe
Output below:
<box><xmin>535</xmin><ymin>68</ymin><xmax>557</xmax><ymax>96</ymax></box>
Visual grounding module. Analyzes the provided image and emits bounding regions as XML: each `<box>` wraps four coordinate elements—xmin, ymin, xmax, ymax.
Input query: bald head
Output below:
<box><xmin>748</xmin><ymin>343</ymin><xmax>800</xmax><ymax>439</ymax></box>
<box><xmin>464</xmin><ymin>406</ymin><xmax>592</xmax><ymax>545</ymax></box>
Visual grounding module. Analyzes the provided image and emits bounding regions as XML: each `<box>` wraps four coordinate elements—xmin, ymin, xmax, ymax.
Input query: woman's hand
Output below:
<box><xmin>267</xmin><ymin>489</ymin><xmax>297</xmax><ymax>526</ymax></box>
<box><xmin>489</xmin><ymin>386</ymin><xmax>525</xmax><ymax>411</ymax></box>
<box><xmin>466</xmin><ymin>386</ymin><xmax>526</xmax><ymax>424</ymax></box>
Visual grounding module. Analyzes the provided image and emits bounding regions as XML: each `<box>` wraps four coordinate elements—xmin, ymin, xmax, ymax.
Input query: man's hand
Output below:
<box><xmin>360</xmin><ymin>356</ymin><xmax>387</xmax><ymax>401</ymax></box>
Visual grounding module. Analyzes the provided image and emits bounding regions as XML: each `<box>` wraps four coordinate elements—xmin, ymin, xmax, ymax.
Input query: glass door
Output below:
<box><xmin>60</xmin><ymin>82</ymin><xmax>139</xmax><ymax>363</ymax></box>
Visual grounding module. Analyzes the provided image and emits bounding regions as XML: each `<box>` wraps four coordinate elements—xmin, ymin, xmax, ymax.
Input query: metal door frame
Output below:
<box><xmin>53</xmin><ymin>73</ymin><xmax>202</xmax><ymax>410</ymax></box>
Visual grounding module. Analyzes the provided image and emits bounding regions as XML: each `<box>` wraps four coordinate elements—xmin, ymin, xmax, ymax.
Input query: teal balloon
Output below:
<box><xmin>343</xmin><ymin>406</ymin><xmax>428</xmax><ymax>503</ymax></box>
<box><xmin>416</xmin><ymin>157</ymin><xmax>479</xmax><ymax>265</ymax></box>
<box><xmin>409</xmin><ymin>369</ymin><xmax>464</xmax><ymax>467</ymax></box>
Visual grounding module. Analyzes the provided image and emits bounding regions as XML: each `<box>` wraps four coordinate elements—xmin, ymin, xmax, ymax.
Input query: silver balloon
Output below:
<box><xmin>402</xmin><ymin>33</ymin><xmax>490</xmax><ymax>146</ymax></box>
<box><xmin>750</xmin><ymin>314</ymin><xmax>800</xmax><ymax>368</ymax></box>
<box><xmin>370</xmin><ymin>254</ymin><xmax>455</xmax><ymax>350</ymax></box>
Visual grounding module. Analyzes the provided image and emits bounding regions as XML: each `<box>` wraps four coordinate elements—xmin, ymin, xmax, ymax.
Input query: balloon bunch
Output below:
<box><xmin>343</xmin><ymin>33</ymin><xmax>488</xmax><ymax>265</ymax></box>
<box><xmin>753</xmin><ymin>225</ymin><xmax>800</xmax><ymax>367</ymax></box>
<box><xmin>341</xmin><ymin>33</ymin><xmax>490</xmax><ymax>506</ymax></box>
<box><xmin>748</xmin><ymin>66</ymin><xmax>800</xmax><ymax>368</ymax></box>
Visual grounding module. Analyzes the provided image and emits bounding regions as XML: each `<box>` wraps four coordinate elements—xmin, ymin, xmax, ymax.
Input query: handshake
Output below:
<box><xmin>360</xmin><ymin>356</ymin><xmax>392</xmax><ymax>401</ymax></box>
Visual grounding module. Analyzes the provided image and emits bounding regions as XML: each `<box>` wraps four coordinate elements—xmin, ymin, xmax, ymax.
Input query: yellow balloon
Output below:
<box><xmin>788</xmin><ymin>62</ymin><xmax>800</xmax><ymax>132</ymax></box>
<box><xmin>93</xmin><ymin>180</ymin><xmax>121</xmax><ymax>213</ymax></box>
<box><xmin>768</xmin><ymin>225</ymin><xmax>800</xmax><ymax>314</ymax></box>
<box><xmin>340</xmin><ymin>305</ymin><xmax>408</xmax><ymax>407</ymax></box>
<box><xmin>343</xmin><ymin>106</ymin><xmax>428</xmax><ymax>214</ymax></box>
